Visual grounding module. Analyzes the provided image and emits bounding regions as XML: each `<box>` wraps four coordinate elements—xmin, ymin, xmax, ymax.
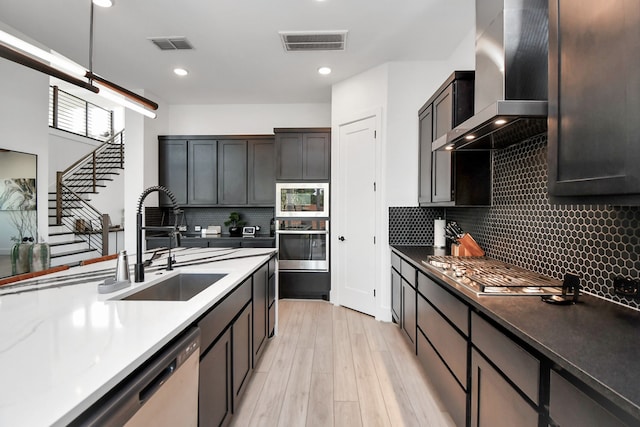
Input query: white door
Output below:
<box><xmin>336</xmin><ymin>116</ymin><xmax>377</xmax><ymax>316</ymax></box>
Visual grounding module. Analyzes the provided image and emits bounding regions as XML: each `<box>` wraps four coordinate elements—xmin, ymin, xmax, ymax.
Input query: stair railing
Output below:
<box><xmin>55</xmin><ymin>130</ymin><xmax>125</xmax><ymax>255</ymax></box>
<box><xmin>56</xmin><ymin>184</ymin><xmax>110</xmax><ymax>255</ymax></box>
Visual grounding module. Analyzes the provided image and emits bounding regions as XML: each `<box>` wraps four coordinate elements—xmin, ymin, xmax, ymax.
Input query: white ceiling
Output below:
<box><xmin>0</xmin><ymin>0</ymin><xmax>474</xmax><ymax>105</ymax></box>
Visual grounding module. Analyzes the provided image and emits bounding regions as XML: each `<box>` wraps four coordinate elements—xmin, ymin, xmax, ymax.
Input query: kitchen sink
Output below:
<box><xmin>120</xmin><ymin>273</ymin><xmax>227</xmax><ymax>301</ymax></box>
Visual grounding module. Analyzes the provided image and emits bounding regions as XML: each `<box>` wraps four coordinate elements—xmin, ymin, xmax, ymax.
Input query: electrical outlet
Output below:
<box><xmin>194</xmin><ymin>225</ymin><xmax>201</xmax><ymax>232</ymax></box>
<box><xmin>613</xmin><ymin>277</ymin><xmax>640</xmax><ymax>298</ymax></box>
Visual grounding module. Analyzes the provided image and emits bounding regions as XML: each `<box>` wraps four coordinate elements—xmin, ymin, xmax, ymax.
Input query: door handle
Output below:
<box><xmin>338</xmin><ymin>236</ymin><xmax>345</xmax><ymax>241</ymax></box>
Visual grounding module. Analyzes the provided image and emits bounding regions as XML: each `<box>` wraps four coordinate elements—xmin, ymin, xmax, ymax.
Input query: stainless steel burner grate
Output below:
<box><xmin>423</xmin><ymin>256</ymin><xmax>562</xmax><ymax>296</ymax></box>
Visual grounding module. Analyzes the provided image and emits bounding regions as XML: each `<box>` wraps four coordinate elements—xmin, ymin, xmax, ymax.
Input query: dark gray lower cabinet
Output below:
<box><xmin>549</xmin><ymin>371</ymin><xmax>627</xmax><ymax>427</ymax></box>
<box><xmin>268</xmin><ymin>257</ymin><xmax>276</xmax><ymax>337</ymax></box>
<box><xmin>417</xmin><ymin>330</ymin><xmax>467</xmax><ymax>427</ymax></box>
<box><xmin>253</xmin><ymin>263</ymin><xmax>268</xmax><ymax>365</ymax></box>
<box><xmin>471</xmin><ymin>313</ymin><xmax>539</xmax><ymax>405</ymax></box>
<box><xmin>416</xmin><ymin>272</ymin><xmax>468</xmax><ymax>427</ymax></box>
<box><xmin>279</xmin><ymin>271</ymin><xmax>330</xmax><ymax>300</ymax></box>
<box><xmin>146</xmin><ymin>237</ymin><xmax>275</xmax><ymax>250</ymax></box>
<box><xmin>197</xmin><ymin>258</ymin><xmax>276</xmax><ymax>426</ymax></box>
<box><xmin>401</xmin><ymin>279</ymin><xmax>416</xmax><ymax>347</ymax></box>
<box><xmin>232</xmin><ymin>302</ymin><xmax>252</xmax><ymax>409</ymax></box>
<box><xmin>391</xmin><ymin>269</ymin><xmax>401</xmax><ymax>323</ymax></box>
<box><xmin>392</xmin><ymin>250</ymin><xmax>638</xmax><ymax>427</ymax></box>
<box><xmin>470</xmin><ymin>349</ymin><xmax>538</xmax><ymax>427</ymax></box>
<box><xmin>199</xmin><ymin>328</ymin><xmax>232</xmax><ymax>427</ymax></box>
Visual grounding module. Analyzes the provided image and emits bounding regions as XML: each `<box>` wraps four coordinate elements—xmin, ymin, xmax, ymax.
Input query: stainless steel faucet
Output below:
<box><xmin>135</xmin><ymin>185</ymin><xmax>181</xmax><ymax>282</ymax></box>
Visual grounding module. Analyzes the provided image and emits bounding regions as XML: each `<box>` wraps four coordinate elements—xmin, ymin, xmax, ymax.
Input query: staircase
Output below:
<box><xmin>48</xmin><ymin>131</ymin><xmax>125</xmax><ymax>267</ymax></box>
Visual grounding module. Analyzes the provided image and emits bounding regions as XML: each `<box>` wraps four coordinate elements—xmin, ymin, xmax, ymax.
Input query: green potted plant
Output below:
<box><xmin>224</xmin><ymin>212</ymin><xmax>246</xmax><ymax>237</ymax></box>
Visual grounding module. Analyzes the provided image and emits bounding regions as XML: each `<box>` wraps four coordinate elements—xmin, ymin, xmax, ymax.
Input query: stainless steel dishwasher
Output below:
<box><xmin>76</xmin><ymin>327</ymin><xmax>200</xmax><ymax>427</ymax></box>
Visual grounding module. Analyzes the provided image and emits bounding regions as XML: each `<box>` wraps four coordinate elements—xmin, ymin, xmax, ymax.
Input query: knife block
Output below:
<box><xmin>459</xmin><ymin>233</ymin><xmax>485</xmax><ymax>257</ymax></box>
<box><xmin>451</xmin><ymin>234</ymin><xmax>485</xmax><ymax>257</ymax></box>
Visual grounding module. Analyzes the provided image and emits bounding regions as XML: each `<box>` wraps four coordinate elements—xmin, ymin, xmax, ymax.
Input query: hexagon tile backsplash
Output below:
<box><xmin>448</xmin><ymin>134</ymin><xmax>640</xmax><ymax>310</ymax></box>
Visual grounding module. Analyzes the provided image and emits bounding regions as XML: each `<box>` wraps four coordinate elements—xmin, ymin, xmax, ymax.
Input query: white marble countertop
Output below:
<box><xmin>0</xmin><ymin>247</ymin><xmax>276</xmax><ymax>427</ymax></box>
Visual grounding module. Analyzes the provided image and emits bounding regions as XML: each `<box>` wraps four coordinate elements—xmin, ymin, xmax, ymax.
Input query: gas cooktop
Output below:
<box><xmin>422</xmin><ymin>256</ymin><xmax>563</xmax><ymax>296</ymax></box>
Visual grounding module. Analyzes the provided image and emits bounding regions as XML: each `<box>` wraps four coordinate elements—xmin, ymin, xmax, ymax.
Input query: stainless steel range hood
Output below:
<box><xmin>439</xmin><ymin>0</ymin><xmax>548</xmax><ymax>150</ymax></box>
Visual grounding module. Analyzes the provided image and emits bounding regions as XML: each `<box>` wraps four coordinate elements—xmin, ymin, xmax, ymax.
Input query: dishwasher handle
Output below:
<box><xmin>139</xmin><ymin>359</ymin><xmax>177</xmax><ymax>404</ymax></box>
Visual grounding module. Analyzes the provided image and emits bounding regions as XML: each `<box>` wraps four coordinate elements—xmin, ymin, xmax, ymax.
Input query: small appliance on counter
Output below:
<box><xmin>242</xmin><ymin>226</ymin><xmax>258</xmax><ymax>237</ymax></box>
<box><xmin>201</xmin><ymin>225</ymin><xmax>221</xmax><ymax>237</ymax></box>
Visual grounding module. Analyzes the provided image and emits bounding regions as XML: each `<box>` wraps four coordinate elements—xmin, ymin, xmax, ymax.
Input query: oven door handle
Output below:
<box><xmin>276</xmin><ymin>230</ymin><xmax>328</xmax><ymax>235</ymax></box>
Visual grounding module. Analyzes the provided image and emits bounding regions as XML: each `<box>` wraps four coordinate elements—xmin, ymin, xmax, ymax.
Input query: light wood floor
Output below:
<box><xmin>231</xmin><ymin>300</ymin><xmax>456</xmax><ymax>427</ymax></box>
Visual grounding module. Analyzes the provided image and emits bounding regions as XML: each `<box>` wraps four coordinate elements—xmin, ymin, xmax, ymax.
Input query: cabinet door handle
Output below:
<box><xmin>338</xmin><ymin>236</ymin><xmax>345</xmax><ymax>241</ymax></box>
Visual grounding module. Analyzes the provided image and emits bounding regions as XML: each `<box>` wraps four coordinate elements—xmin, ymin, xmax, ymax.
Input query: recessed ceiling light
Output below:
<box><xmin>92</xmin><ymin>0</ymin><xmax>114</xmax><ymax>7</ymax></box>
<box><xmin>318</xmin><ymin>66</ymin><xmax>332</xmax><ymax>75</ymax></box>
<box><xmin>445</xmin><ymin>145</ymin><xmax>454</xmax><ymax>151</ymax></box>
<box><xmin>174</xmin><ymin>68</ymin><xmax>189</xmax><ymax>76</ymax></box>
<box><xmin>465</xmin><ymin>135</ymin><xmax>476</xmax><ymax>140</ymax></box>
<box><xmin>495</xmin><ymin>119</ymin><xmax>507</xmax><ymax>125</ymax></box>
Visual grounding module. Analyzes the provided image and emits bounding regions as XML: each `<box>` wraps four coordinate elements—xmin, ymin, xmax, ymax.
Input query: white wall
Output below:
<box><xmin>329</xmin><ymin>28</ymin><xmax>475</xmax><ymax>320</ymax></box>
<box><xmin>168</xmin><ymin>103</ymin><xmax>331</xmax><ymax>135</ymax></box>
<box><xmin>0</xmin><ymin>51</ymin><xmax>50</xmax><ymax>254</ymax></box>
<box><xmin>48</xmin><ymin>129</ymin><xmax>102</xmax><ymax>187</ymax></box>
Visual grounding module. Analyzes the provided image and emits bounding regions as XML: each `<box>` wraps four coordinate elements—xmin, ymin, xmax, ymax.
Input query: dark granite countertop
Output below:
<box><xmin>392</xmin><ymin>245</ymin><xmax>640</xmax><ymax>422</ymax></box>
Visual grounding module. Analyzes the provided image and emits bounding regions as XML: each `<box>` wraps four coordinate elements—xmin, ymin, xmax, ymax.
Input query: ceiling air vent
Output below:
<box><xmin>148</xmin><ymin>37</ymin><xmax>194</xmax><ymax>51</ymax></box>
<box><xmin>279</xmin><ymin>30</ymin><xmax>348</xmax><ymax>52</ymax></box>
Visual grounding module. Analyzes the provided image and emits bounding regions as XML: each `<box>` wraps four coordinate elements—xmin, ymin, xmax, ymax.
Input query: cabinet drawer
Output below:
<box><xmin>241</xmin><ymin>239</ymin><xmax>275</xmax><ymax>248</ymax></box>
<box><xmin>391</xmin><ymin>269</ymin><xmax>401</xmax><ymax>323</ymax></box>
<box><xmin>471</xmin><ymin>312</ymin><xmax>539</xmax><ymax>404</ymax></box>
<box><xmin>417</xmin><ymin>329</ymin><xmax>466</xmax><ymax>427</ymax></box>
<box><xmin>400</xmin><ymin>259</ymin><xmax>416</xmax><ymax>287</ymax></box>
<box><xmin>268</xmin><ymin>256</ymin><xmax>276</xmax><ymax>278</ymax></box>
<box><xmin>417</xmin><ymin>294</ymin><xmax>467</xmax><ymax>388</ymax></box>
<box><xmin>199</xmin><ymin>277</ymin><xmax>252</xmax><ymax>353</ymax></box>
<box><xmin>418</xmin><ymin>272</ymin><xmax>468</xmax><ymax>335</ymax></box>
<box><xmin>268</xmin><ymin>301</ymin><xmax>276</xmax><ymax>337</ymax></box>
<box><xmin>549</xmin><ymin>371</ymin><xmax>626</xmax><ymax>427</ymax></box>
<box><xmin>391</xmin><ymin>252</ymin><xmax>401</xmax><ymax>272</ymax></box>
<box><xmin>471</xmin><ymin>349</ymin><xmax>538</xmax><ymax>427</ymax></box>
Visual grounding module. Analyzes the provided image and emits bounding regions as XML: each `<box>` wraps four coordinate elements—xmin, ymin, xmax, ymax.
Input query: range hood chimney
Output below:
<box><xmin>440</xmin><ymin>0</ymin><xmax>548</xmax><ymax>150</ymax></box>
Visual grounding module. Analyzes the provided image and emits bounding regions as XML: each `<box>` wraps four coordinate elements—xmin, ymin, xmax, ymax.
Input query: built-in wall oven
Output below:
<box><xmin>275</xmin><ymin>182</ymin><xmax>330</xmax><ymax>272</ymax></box>
<box><xmin>276</xmin><ymin>218</ymin><xmax>329</xmax><ymax>271</ymax></box>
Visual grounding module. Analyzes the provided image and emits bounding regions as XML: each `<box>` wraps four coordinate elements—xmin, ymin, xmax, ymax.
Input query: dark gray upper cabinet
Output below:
<box><xmin>275</xmin><ymin>132</ymin><xmax>303</xmax><ymax>180</ymax></box>
<box><xmin>189</xmin><ymin>140</ymin><xmax>218</xmax><ymax>205</ymax></box>
<box><xmin>418</xmin><ymin>105</ymin><xmax>433</xmax><ymax>205</ymax></box>
<box><xmin>302</xmin><ymin>133</ymin><xmax>330</xmax><ymax>180</ymax></box>
<box><xmin>158</xmin><ymin>135</ymin><xmax>275</xmax><ymax>207</ymax></box>
<box><xmin>275</xmin><ymin>128</ymin><xmax>331</xmax><ymax>181</ymax></box>
<box><xmin>548</xmin><ymin>0</ymin><xmax>640</xmax><ymax>203</ymax></box>
<box><xmin>418</xmin><ymin>71</ymin><xmax>490</xmax><ymax>206</ymax></box>
<box><xmin>248</xmin><ymin>139</ymin><xmax>276</xmax><ymax>205</ymax></box>
<box><xmin>218</xmin><ymin>140</ymin><xmax>248</xmax><ymax>205</ymax></box>
<box><xmin>158</xmin><ymin>139</ymin><xmax>188</xmax><ymax>206</ymax></box>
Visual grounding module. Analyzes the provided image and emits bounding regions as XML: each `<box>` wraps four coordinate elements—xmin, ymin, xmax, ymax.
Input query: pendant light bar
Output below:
<box><xmin>0</xmin><ymin>43</ymin><xmax>98</xmax><ymax>93</ymax></box>
<box><xmin>86</xmin><ymin>72</ymin><xmax>158</xmax><ymax>110</ymax></box>
<box><xmin>95</xmin><ymin>83</ymin><xmax>157</xmax><ymax>118</ymax></box>
<box><xmin>0</xmin><ymin>29</ymin><xmax>87</xmax><ymax>77</ymax></box>
<box><xmin>0</xmin><ymin>28</ymin><xmax>157</xmax><ymax>118</ymax></box>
